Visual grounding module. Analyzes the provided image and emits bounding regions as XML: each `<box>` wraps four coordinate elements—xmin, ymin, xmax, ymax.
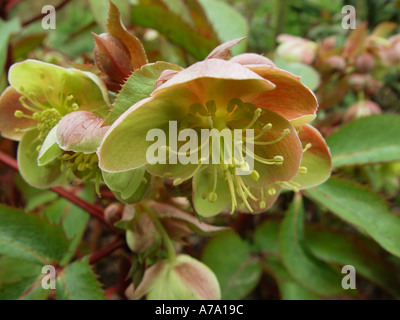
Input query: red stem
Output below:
<box><xmin>89</xmin><ymin>236</ymin><xmax>124</xmax><ymax>264</ymax></box>
<box><xmin>0</xmin><ymin>150</ymin><xmax>108</xmax><ymax>225</ymax></box>
<box><xmin>22</xmin><ymin>0</ymin><xmax>72</xmax><ymax>27</ymax></box>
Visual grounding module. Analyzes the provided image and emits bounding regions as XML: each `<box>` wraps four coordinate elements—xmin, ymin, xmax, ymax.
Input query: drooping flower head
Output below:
<box><xmin>98</xmin><ymin>45</ymin><xmax>331</xmax><ymax>217</ymax></box>
<box><xmin>0</xmin><ymin>60</ymin><xmax>110</xmax><ymax>188</ymax></box>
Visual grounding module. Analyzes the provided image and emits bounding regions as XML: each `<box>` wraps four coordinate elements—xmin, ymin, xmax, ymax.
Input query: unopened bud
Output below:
<box><xmin>127</xmin><ymin>255</ymin><xmax>221</xmax><ymax>300</ymax></box>
<box><xmin>93</xmin><ymin>33</ymin><xmax>133</xmax><ymax>83</ymax></box>
<box><xmin>354</xmin><ymin>53</ymin><xmax>375</xmax><ymax>73</ymax></box>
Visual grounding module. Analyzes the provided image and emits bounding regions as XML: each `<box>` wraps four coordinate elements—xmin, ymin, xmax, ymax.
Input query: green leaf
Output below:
<box><xmin>306</xmin><ymin>226</ymin><xmax>400</xmax><ymax>297</ymax></box>
<box><xmin>56</xmin><ymin>260</ymin><xmax>105</xmax><ymax>300</ymax></box>
<box><xmin>264</xmin><ymin>257</ymin><xmax>321</xmax><ymax>300</ymax></box>
<box><xmin>12</xmin><ymin>34</ymin><xmax>47</xmax><ymax>61</ymax></box>
<box><xmin>254</xmin><ymin>219</ymin><xmax>280</xmax><ymax>255</ymax></box>
<box><xmin>0</xmin><ymin>276</ymin><xmax>38</xmax><ymax>300</ymax></box>
<box><xmin>104</xmin><ymin>61</ymin><xmax>183</xmax><ymax>125</ymax></box>
<box><xmin>89</xmin><ymin>0</ymin><xmax>130</xmax><ymax>31</ymax></box>
<box><xmin>0</xmin><ymin>18</ymin><xmax>20</xmax><ymax>77</ymax></box>
<box><xmin>274</xmin><ymin>57</ymin><xmax>320</xmax><ymax>91</ymax></box>
<box><xmin>198</xmin><ymin>0</ymin><xmax>248</xmax><ymax>55</ymax></box>
<box><xmin>279</xmin><ymin>195</ymin><xmax>345</xmax><ymax>297</ymax></box>
<box><xmin>0</xmin><ymin>205</ymin><xmax>70</xmax><ymax>264</ymax></box>
<box><xmin>0</xmin><ymin>256</ymin><xmax>41</xmax><ymax>284</ymax></box>
<box><xmin>130</xmin><ymin>0</ymin><xmax>220</xmax><ymax>60</ymax></box>
<box><xmin>255</xmin><ymin>218</ymin><xmax>400</xmax><ymax>298</ymax></box>
<box><xmin>327</xmin><ymin>115</ymin><xmax>400</xmax><ymax>167</ymax></box>
<box><xmin>305</xmin><ymin>177</ymin><xmax>400</xmax><ymax>258</ymax></box>
<box><xmin>201</xmin><ymin>231</ymin><xmax>262</xmax><ymax>300</ymax></box>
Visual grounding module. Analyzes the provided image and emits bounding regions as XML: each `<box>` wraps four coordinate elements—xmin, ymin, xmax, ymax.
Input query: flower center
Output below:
<box><xmin>14</xmin><ymin>86</ymin><xmax>80</xmax><ymax>142</ymax></box>
<box><xmin>59</xmin><ymin>152</ymin><xmax>102</xmax><ymax>196</ymax></box>
<box><xmin>170</xmin><ymin>98</ymin><xmax>298</xmax><ymax>214</ymax></box>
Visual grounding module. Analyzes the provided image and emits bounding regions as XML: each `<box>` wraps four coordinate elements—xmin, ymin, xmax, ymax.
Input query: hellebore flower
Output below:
<box><xmin>98</xmin><ymin>52</ymin><xmax>331</xmax><ymax>217</ymax></box>
<box><xmin>38</xmin><ymin>110</ymin><xmax>151</xmax><ymax>201</ymax></box>
<box><xmin>126</xmin><ymin>254</ymin><xmax>221</xmax><ymax>300</ymax></box>
<box><xmin>0</xmin><ymin>60</ymin><xmax>110</xmax><ymax>188</ymax></box>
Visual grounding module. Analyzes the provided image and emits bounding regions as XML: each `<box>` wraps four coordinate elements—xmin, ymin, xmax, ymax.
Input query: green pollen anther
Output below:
<box><xmin>250</xmin><ymin>170</ymin><xmax>260</xmax><ymax>181</ymax></box>
<box><xmin>303</xmin><ymin>143</ymin><xmax>312</xmax><ymax>152</ymax></box>
<box><xmin>263</xmin><ymin>123</ymin><xmax>273</xmax><ymax>131</ymax></box>
<box><xmin>14</xmin><ymin>110</ymin><xmax>25</xmax><ymax>118</ymax></box>
<box><xmin>268</xmin><ymin>187</ymin><xmax>276</xmax><ymax>196</ymax></box>
<box><xmin>208</xmin><ymin>192</ymin><xmax>218</xmax><ymax>203</ymax></box>
<box><xmin>299</xmin><ymin>166</ymin><xmax>308</xmax><ymax>174</ymax></box>
<box><xmin>244</xmin><ymin>108</ymin><xmax>262</xmax><ymax>130</ymax></box>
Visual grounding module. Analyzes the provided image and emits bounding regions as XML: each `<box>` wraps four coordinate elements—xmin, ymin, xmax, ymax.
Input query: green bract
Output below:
<box><xmin>0</xmin><ymin>60</ymin><xmax>110</xmax><ymax>188</ymax></box>
<box><xmin>98</xmin><ymin>54</ymin><xmax>331</xmax><ymax>217</ymax></box>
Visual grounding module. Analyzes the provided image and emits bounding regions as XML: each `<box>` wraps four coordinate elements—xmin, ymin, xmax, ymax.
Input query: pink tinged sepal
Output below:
<box><xmin>206</xmin><ymin>37</ymin><xmax>246</xmax><ymax>60</ymax></box>
<box><xmin>0</xmin><ymin>87</ymin><xmax>36</xmax><ymax>141</ymax></box>
<box><xmin>56</xmin><ymin>111</ymin><xmax>109</xmax><ymax>154</ymax></box>
<box><xmin>126</xmin><ymin>254</ymin><xmax>221</xmax><ymax>300</ymax></box>
<box><xmin>230</xmin><ymin>53</ymin><xmax>276</xmax><ymax>67</ymax></box>
<box><xmin>245</xmin><ymin>64</ymin><xmax>318</xmax><ymax>123</ymax></box>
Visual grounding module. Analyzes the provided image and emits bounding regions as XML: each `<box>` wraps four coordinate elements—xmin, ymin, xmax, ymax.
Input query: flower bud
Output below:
<box><xmin>344</xmin><ymin>100</ymin><xmax>381</xmax><ymax>123</ymax></box>
<box><xmin>104</xmin><ymin>202</ymin><xmax>124</xmax><ymax>225</ymax></box>
<box><xmin>93</xmin><ymin>33</ymin><xmax>133</xmax><ymax>83</ymax></box>
<box><xmin>321</xmin><ymin>36</ymin><xmax>336</xmax><ymax>51</ymax></box>
<box><xmin>56</xmin><ymin>111</ymin><xmax>109</xmax><ymax>154</ymax></box>
<box><xmin>276</xmin><ymin>34</ymin><xmax>317</xmax><ymax>65</ymax></box>
<box><xmin>127</xmin><ymin>254</ymin><xmax>221</xmax><ymax>300</ymax></box>
<box><xmin>325</xmin><ymin>55</ymin><xmax>346</xmax><ymax>71</ymax></box>
<box><xmin>126</xmin><ymin>210</ymin><xmax>157</xmax><ymax>253</ymax></box>
<box><xmin>379</xmin><ymin>34</ymin><xmax>400</xmax><ymax>66</ymax></box>
<box><xmin>348</xmin><ymin>74</ymin><xmax>383</xmax><ymax>94</ymax></box>
<box><xmin>354</xmin><ymin>53</ymin><xmax>375</xmax><ymax>73</ymax></box>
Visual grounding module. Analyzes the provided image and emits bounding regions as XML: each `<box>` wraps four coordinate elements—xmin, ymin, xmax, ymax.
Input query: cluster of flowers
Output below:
<box><xmin>276</xmin><ymin>22</ymin><xmax>400</xmax><ymax>123</ymax></box>
<box><xmin>0</xmin><ymin>41</ymin><xmax>331</xmax><ymax>217</ymax></box>
<box><xmin>0</xmin><ymin>4</ymin><xmax>332</xmax><ymax>299</ymax></box>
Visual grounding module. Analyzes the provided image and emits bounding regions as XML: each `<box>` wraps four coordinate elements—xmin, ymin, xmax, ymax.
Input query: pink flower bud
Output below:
<box><xmin>276</xmin><ymin>34</ymin><xmax>317</xmax><ymax>65</ymax></box>
<box><xmin>126</xmin><ymin>211</ymin><xmax>157</xmax><ymax>253</ymax></box>
<box><xmin>344</xmin><ymin>100</ymin><xmax>381</xmax><ymax>123</ymax></box>
<box><xmin>127</xmin><ymin>254</ymin><xmax>221</xmax><ymax>300</ymax></box>
<box><xmin>325</xmin><ymin>55</ymin><xmax>346</xmax><ymax>71</ymax></box>
<box><xmin>93</xmin><ymin>33</ymin><xmax>134</xmax><ymax>83</ymax></box>
<box><xmin>379</xmin><ymin>34</ymin><xmax>400</xmax><ymax>65</ymax></box>
<box><xmin>104</xmin><ymin>203</ymin><xmax>123</xmax><ymax>225</ymax></box>
<box><xmin>354</xmin><ymin>53</ymin><xmax>375</xmax><ymax>73</ymax></box>
<box><xmin>321</xmin><ymin>36</ymin><xmax>337</xmax><ymax>51</ymax></box>
<box><xmin>56</xmin><ymin>111</ymin><xmax>109</xmax><ymax>154</ymax></box>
